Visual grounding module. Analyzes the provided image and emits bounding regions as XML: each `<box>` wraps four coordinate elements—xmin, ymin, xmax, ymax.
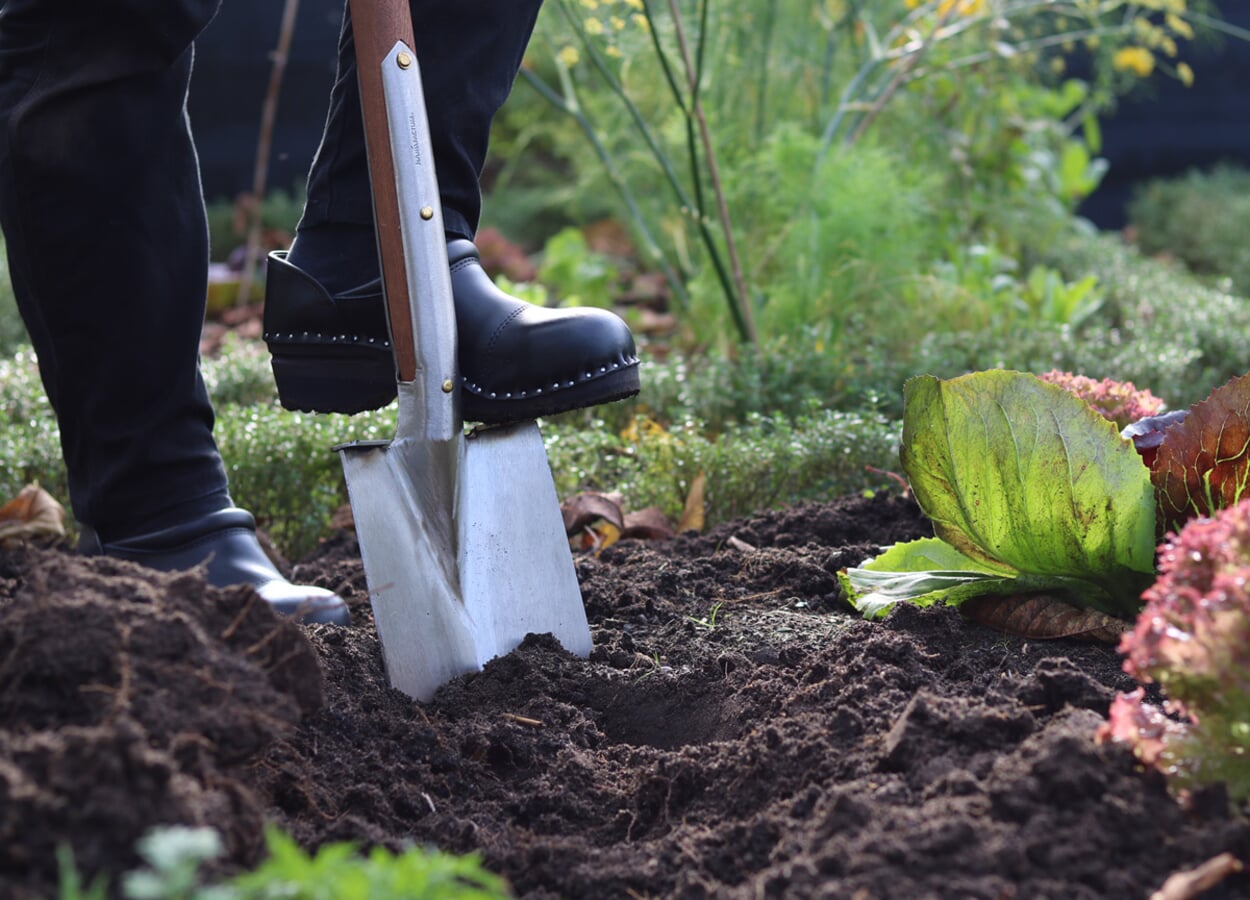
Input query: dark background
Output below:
<box><xmin>188</xmin><ymin>2</ymin><xmax>1250</xmax><ymax>230</ymax></box>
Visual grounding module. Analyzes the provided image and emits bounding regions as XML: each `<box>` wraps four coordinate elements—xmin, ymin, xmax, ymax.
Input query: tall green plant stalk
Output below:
<box><xmin>531</xmin><ymin>0</ymin><xmax>757</xmax><ymax>343</ymax></box>
<box><xmin>657</xmin><ymin>0</ymin><xmax>756</xmax><ymax>342</ymax></box>
<box><xmin>518</xmin><ymin>64</ymin><xmax>692</xmax><ymax>311</ymax></box>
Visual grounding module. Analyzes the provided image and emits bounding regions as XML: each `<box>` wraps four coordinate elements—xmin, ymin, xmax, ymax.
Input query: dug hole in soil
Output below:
<box><xmin>2</xmin><ymin>492</ymin><xmax>1249</xmax><ymax>899</ymax></box>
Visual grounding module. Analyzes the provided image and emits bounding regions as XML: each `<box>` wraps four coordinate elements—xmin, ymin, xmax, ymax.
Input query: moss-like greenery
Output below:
<box><xmin>1128</xmin><ymin>164</ymin><xmax>1250</xmax><ymax>296</ymax></box>
<box><xmin>3</xmin><ymin>220</ymin><xmax>1248</xmax><ymax>559</ymax></box>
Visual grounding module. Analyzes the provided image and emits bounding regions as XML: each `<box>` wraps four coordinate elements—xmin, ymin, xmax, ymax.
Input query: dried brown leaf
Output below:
<box><xmin>961</xmin><ymin>593</ymin><xmax>1130</xmax><ymax>643</ymax></box>
<box><xmin>560</xmin><ymin>492</ymin><xmax>625</xmax><ymax>536</ymax></box>
<box><xmin>0</xmin><ymin>483</ymin><xmax>66</xmax><ymax>543</ymax></box>
<box><xmin>677</xmin><ymin>471</ymin><xmax>706</xmax><ymax>534</ymax></box>
<box><xmin>621</xmin><ymin>507</ymin><xmax>674</xmax><ymax>541</ymax></box>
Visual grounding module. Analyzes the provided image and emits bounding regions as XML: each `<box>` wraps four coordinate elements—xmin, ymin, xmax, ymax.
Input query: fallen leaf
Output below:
<box><xmin>1151</xmin><ymin>853</ymin><xmax>1243</xmax><ymax>900</ymax></box>
<box><xmin>677</xmin><ymin>471</ymin><xmax>706</xmax><ymax>534</ymax></box>
<box><xmin>0</xmin><ymin>483</ymin><xmax>66</xmax><ymax>544</ymax></box>
<box><xmin>621</xmin><ymin>507</ymin><xmax>674</xmax><ymax>541</ymax></box>
<box><xmin>961</xmin><ymin>593</ymin><xmax>1129</xmax><ymax>643</ymax></box>
<box><xmin>572</xmin><ymin>520</ymin><xmax>622</xmax><ymax>555</ymax></box>
<box><xmin>561</xmin><ymin>492</ymin><xmax>625</xmax><ymax>536</ymax></box>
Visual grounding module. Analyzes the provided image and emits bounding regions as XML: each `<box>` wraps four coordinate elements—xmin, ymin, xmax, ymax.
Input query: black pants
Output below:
<box><xmin>0</xmin><ymin>0</ymin><xmax>542</xmax><ymax>541</ymax></box>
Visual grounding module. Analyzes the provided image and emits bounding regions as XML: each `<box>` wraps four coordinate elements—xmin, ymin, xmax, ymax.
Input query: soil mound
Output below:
<box><xmin>0</xmin><ymin>550</ymin><xmax>322</xmax><ymax>896</ymax></box>
<box><xmin>3</xmin><ymin>492</ymin><xmax>1249</xmax><ymax>898</ymax></box>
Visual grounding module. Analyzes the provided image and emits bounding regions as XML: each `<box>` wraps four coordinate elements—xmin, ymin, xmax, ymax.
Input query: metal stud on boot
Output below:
<box><xmin>78</xmin><ymin>508</ymin><xmax>350</xmax><ymax>626</ymax></box>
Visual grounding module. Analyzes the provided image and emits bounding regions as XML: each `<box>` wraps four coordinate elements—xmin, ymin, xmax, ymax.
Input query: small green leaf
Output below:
<box><xmin>845</xmin><ymin>537</ymin><xmax>1019</xmax><ymax>618</ymax></box>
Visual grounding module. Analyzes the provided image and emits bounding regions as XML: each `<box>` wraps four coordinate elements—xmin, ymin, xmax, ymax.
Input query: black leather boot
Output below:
<box><xmin>263</xmin><ymin>240</ymin><xmax>640</xmax><ymax>422</ymax></box>
<box><xmin>79</xmin><ymin>508</ymin><xmax>351</xmax><ymax>627</ymax></box>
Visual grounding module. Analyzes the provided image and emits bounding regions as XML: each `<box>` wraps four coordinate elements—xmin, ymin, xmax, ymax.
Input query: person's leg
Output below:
<box><xmin>0</xmin><ymin>0</ymin><xmax>229</xmax><ymax>540</ymax></box>
<box><xmin>0</xmin><ymin>0</ymin><xmax>348</xmax><ymax>624</ymax></box>
<box><xmin>264</xmin><ymin>0</ymin><xmax>640</xmax><ymax>420</ymax></box>
<box><xmin>289</xmin><ymin>0</ymin><xmax>545</xmax><ymax>288</ymax></box>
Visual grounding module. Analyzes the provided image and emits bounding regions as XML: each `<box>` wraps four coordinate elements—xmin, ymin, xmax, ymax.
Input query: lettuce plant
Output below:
<box><xmin>845</xmin><ymin>371</ymin><xmax>1250</xmax><ymax>623</ymax></box>
<box><xmin>1038</xmin><ymin>369</ymin><xmax>1165</xmax><ymax>430</ymax></box>
<box><xmin>1099</xmin><ymin>498</ymin><xmax>1250</xmax><ymax>800</ymax></box>
<box><xmin>845</xmin><ymin>370</ymin><xmax>1158</xmax><ymax>619</ymax></box>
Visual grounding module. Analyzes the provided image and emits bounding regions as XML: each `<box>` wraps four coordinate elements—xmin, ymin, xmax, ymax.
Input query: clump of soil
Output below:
<box><xmin>2</xmin><ymin>492</ymin><xmax>1248</xmax><ymax>898</ymax></box>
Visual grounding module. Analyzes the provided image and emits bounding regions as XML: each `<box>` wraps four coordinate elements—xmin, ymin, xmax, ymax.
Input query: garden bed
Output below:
<box><xmin>3</xmin><ymin>492</ymin><xmax>1249</xmax><ymax>898</ymax></box>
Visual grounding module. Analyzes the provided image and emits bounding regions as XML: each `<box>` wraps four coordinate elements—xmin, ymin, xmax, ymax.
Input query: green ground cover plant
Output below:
<box><xmin>2</xmin><ymin>214</ymin><xmax>1249</xmax><ymax>560</ymax></box>
<box><xmin>59</xmin><ymin>826</ymin><xmax>509</xmax><ymax>900</ymax></box>
<box><xmin>1128</xmin><ymin>163</ymin><xmax>1250</xmax><ymax>295</ymax></box>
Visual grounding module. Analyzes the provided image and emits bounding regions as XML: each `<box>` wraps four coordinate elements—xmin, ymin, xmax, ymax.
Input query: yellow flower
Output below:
<box><xmin>632</xmin><ymin>13</ymin><xmax>650</xmax><ymax>32</ymax></box>
<box><xmin>606</xmin><ymin>45</ymin><xmax>623</xmax><ymax>58</ymax></box>
<box><xmin>1113</xmin><ymin>46</ymin><xmax>1155</xmax><ymax>78</ymax></box>
<box><xmin>1166</xmin><ymin>13</ymin><xmax>1193</xmax><ymax>40</ymax></box>
<box><xmin>1177</xmin><ymin>61</ymin><xmax>1194</xmax><ymax>86</ymax></box>
<box><xmin>558</xmin><ymin>45</ymin><xmax>580</xmax><ymax>67</ymax></box>
<box><xmin>610</xmin><ymin>15</ymin><xmax>626</xmax><ymax>30</ymax></box>
<box><xmin>579</xmin><ymin>0</ymin><xmax>599</xmax><ymax>8</ymax></box>
<box><xmin>623</xmin><ymin>0</ymin><xmax>643</xmax><ymax>8</ymax></box>
<box><xmin>584</xmin><ymin>16</ymin><xmax>604</xmax><ymax>34</ymax></box>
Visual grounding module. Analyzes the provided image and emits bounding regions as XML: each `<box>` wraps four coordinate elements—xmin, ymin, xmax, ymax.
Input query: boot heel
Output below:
<box><xmin>269</xmin><ymin>346</ymin><xmax>396</xmax><ymax>415</ymax></box>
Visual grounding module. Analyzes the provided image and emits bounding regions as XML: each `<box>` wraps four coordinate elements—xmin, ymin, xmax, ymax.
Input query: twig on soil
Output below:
<box><xmin>1151</xmin><ymin>853</ymin><xmax>1244</xmax><ymax>900</ymax></box>
<box><xmin>502</xmin><ymin>712</ymin><xmax>544</xmax><ymax>728</ymax></box>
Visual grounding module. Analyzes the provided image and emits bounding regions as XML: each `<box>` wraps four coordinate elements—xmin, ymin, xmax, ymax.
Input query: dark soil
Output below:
<box><xmin>3</xmin><ymin>492</ymin><xmax>1249</xmax><ymax>899</ymax></box>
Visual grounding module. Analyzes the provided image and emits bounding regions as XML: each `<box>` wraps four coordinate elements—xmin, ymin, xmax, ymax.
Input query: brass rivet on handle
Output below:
<box><xmin>420</xmin><ymin>206</ymin><xmax>435</xmax><ymax>220</ymax></box>
<box><xmin>397</xmin><ymin>52</ymin><xmax>413</xmax><ymax>69</ymax></box>
<box><xmin>442</xmin><ymin>379</ymin><xmax>454</xmax><ymax>393</ymax></box>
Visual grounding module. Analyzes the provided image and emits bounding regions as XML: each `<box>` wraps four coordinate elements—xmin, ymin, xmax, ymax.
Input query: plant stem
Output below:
<box><xmin>847</xmin><ymin>3</ymin><xmax>954</xmax><ymax>147</ymax></box>
<box><xmin>236</xmin><ymin>0</ymin><xmax>300</xmax><ymax>306</ymax></box>
<box><xmin>666</xmin><ymin>0</ymin><xmax>756</xmax><ymax>343</ymax></box>
<box><xmin>518</xmin><ymin>65</ymin><xmax>692</xmax><ymax>311</ymax></box>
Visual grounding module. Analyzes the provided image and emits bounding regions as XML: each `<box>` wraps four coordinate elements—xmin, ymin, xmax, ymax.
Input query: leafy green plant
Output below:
<box><xmin>536</xmin><ymin>226</ymin><xmax>620</xmax><ymax>308</ymax></box>
<box><xmin>1042</xmin><ymin>230</ymin><xmax>1250</xmax><ymax>403</ymax></box>
<box><xmin>62</xmin><ymin>826</ymin><xmax>511</xmax><ymax>900</ymax></box>
<box><xmin>227</xmin><ymin>827</ymin><xmax>509</xmax><ymax>899</ymax></box>
<box><xmin>57</xmin><ymin>845</ymin><xmax>110</xmax><ymax>900</ymax></box>
<box><xmin>1127</xmin><ymin>163</ymin><xmax>1250</xmax><ymax>295</ymax></box>
<box><xmin>122</xmin><ymin>827</ymin><xmax>233</xmax><ymax>900</ymax></box>
<box><xmin>523</xmin><ymin>0</ymin><xmax>1200</xmax><ymax>347</ymax></box>
<box><xmin>844</xmin><ymin>371</ymin><xmax>1158</xmax><ymax>619</ymax></box>
<box><xmin>1100</xmin><ymin>497</ymin><xmax>1250</xmax><ymax>801</ymax></box>
<box><xmin>545</xmin><ymin>406</ymin><xmax>899</xmax><ymax>527</ymax></box>
<box><xmin>846</xmin><ymin>368</ymin><xmax>1250</xmax><ymax>624</ymax></box>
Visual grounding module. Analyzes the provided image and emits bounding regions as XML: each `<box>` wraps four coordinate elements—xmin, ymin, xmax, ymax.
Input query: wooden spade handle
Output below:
<box><xmin>347</xmin><ymin>0</ymin><xmax>417</xmax><ymax>382</ymax></box>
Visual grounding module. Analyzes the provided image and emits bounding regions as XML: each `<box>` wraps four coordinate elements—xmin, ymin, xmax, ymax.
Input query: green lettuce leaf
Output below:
<box><xmin>844</xmin><ymin>538</ymin><xmax>1019</xmax><ymax>619</ymax></box>
<box><xmin>848</xmin><ymin>371</ymin><xmax>1158</xmax><ymax>618</ymax></box>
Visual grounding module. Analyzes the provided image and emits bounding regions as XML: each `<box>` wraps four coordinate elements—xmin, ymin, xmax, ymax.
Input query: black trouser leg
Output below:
<box><xmin>289</xmin><ymin>0</ymin><xmax>545</xmax><ymax>293</ymax></box>
<box><xmin>0</xmin><ymin>0</ymin><xmax>231</xmax><ymax>541</ymax></box>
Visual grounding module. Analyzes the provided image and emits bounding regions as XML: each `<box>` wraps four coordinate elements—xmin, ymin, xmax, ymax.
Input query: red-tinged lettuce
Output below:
<box><xmin>1038</xmin><ymin>370</ymin><xmax>1165</xmax><ymax>430</ymax></box>
<box><xmin>1100</xmin><ymin>498</ymin><xmax>1250</xmax><ymax>800</ymax></box>
<box><xmin>1151</xmin><ymin>373</ymin><xmax>1250</xmax><ymax>535</ymax></box>
<box><xmin>845</xmin><ymin>371</ymin><xmax>1158</xmax><ymax>619</ymax></box>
